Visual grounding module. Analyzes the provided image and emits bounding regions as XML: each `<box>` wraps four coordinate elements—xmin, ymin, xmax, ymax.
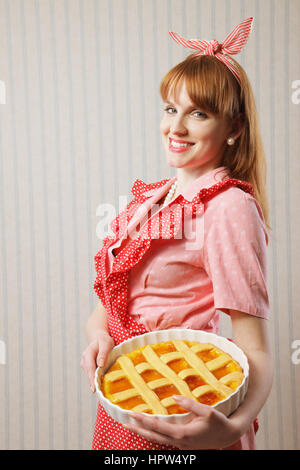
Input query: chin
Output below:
<box><xmin>166</xmin><ymin>159</ymin><xmax>185</xmax><ymax>168</ymax></box>
<box><xmin>165</xmin><ymin>153</ymin><xmax>186</xmax><ymax>167</ymax></box>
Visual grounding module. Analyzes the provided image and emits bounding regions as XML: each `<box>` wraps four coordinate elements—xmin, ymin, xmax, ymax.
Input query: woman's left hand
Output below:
<box><xmin>124</xmin><ymin>395</ymin><xmax>240</xmax><ymax>450</ymax></box>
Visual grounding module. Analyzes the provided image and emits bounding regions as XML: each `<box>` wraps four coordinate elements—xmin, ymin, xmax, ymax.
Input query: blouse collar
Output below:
<box><xmin>132</xmin><ymin>166</ymin><xmax>230</xmax><ymax>204</ymax></box>
<box><xmin>179</xmin><ymin>166</ymin><xmax>230</xmax><ymax>201</ymax></box>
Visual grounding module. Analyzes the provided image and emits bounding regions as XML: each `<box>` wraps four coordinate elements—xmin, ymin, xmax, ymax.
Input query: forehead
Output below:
<box><xmin>165</xmin><ymin>81</ymin><xmax>195</xmax><ymax>106</ymax></box>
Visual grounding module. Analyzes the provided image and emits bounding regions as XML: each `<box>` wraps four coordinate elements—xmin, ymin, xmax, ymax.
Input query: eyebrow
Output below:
<box><xmin>164</xmin><ymin>101</ymin><xmax>197</xmax><ymax>110</ymax></box>
<box><xmin>164</xmin><ymin>101</ymin><xmax>209</xmax><ymax>115</ymax></box>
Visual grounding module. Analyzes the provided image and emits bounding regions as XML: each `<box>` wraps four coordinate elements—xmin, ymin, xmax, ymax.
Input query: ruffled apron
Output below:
<box><xmin>92</xmin><ymin>177</ymin><xmax>258</xmax><ymax>450</ymax></box>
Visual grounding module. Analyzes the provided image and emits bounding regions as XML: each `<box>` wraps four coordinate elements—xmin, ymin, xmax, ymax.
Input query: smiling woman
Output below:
<box><xmin>159</xmin><ymin>53</ymin><xmax>269</xmax><ymax>231</ymax></box>
<box><xmin>160</xmin><ymin>80</ymin><xmax>240</xmax><ymax>182</ymax></box>
<box><xmin>81</xmin><ymin>17</ymin><xmax>273</xmax><ymax>451</ymax></box>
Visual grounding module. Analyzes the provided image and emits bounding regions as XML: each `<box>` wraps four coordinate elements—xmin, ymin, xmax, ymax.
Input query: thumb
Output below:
<box><xmin>96</xmin><ymin>350</ymin><xmax>107</xmax><ymax>368</ymax></box>
<box><xmin>96</xmin><ymin>341</ymin><xmax>113</xmax><ymax>368</ymax></box>
<box><xmin>173</xmin><ymin>395</ymin><xmax>213</xmax><ymax>417</ymax></box>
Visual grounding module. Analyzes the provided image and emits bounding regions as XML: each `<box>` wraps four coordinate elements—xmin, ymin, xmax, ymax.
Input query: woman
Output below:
<box><xmin>81</xmin><ymin>17</ymin><xmax>273</xmax><ymax>450</ymax></box>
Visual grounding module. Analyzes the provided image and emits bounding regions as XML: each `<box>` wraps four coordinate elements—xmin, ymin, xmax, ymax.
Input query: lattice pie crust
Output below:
<box><xmin>101</xmin><ymin>340</ymin><xmax>244</xmax><ymax>415</ymax></box>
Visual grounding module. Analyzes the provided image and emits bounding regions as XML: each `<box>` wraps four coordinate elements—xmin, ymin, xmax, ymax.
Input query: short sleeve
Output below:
<box><xmin>203</xmin><ymin>188</ymin><xmax>270</xmax><ymax>319</ymax></box>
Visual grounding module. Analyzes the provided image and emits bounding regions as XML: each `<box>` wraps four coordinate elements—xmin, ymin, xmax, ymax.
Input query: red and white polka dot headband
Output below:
<box><xmin>169</xmin><ymin>17</ymin><xmax>254</xmax><ymax>84</ymax></box>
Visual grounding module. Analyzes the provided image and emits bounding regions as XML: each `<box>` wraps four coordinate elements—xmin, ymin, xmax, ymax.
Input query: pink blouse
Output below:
<box><xmin>107</xmin><ymin>166</ymin><xmax>270</xmax><ymax>333</ymax></box>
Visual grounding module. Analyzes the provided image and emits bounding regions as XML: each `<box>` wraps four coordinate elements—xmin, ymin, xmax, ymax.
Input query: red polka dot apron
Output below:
<box><xmin>92</xmin><ymin>177</ymin><xmax>257</xmax><ymax>450</ymax></box>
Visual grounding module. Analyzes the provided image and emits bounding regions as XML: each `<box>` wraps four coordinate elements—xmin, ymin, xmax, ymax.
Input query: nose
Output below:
<box><xmin>170</xmin><ymin>114</ymin><xmax>188</xmax><ymax>135</ymax></box>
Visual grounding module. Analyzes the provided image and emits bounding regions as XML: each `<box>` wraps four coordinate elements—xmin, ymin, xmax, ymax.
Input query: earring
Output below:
<box><xmin>227</xmin><ymin>137</ymin><xmax>235</xmax><ymax>146</ymax></box>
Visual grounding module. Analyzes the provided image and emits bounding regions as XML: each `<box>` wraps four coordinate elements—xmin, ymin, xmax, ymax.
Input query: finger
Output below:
<box><xmin>96</xmin><ymin>347</ymin><xmax>110</xmax><ymax>368</ymax></box>
<box><xmin>88</xmin><ymin>366</ymin><xmax>97</xmax><ymax>392</ymax></box>
<box><xmin>96</xmin><ymin>350</ymin><xmax>107</xmax><ymax>368</ymax></box>
<box><xmin>82</xmin><ymin>352</ymin><xmax>98</xmax><ymax>390</ymax></box>
<box><xmin>173</xmin><ymin>396</ymin><xmax>213</xmax><ymax>417</ymax></box>
<box><xmin>96</xmin><ymin>338</ymin><xmax>114</xmax><ymax>367</ymax></box>
<box><xmin>124</xmin><ymin>422</ymin><xmax>176</xmax><ymax>448</ymax></box>
<box><xmin>128</xmin><ymin>412</ymin><xmax>186</xmax><ymax>440</ymax></box>
<box><xmin>81</xmin><ymin>364</ymin><xmax>96</xmax><ymax>392</ymax></box>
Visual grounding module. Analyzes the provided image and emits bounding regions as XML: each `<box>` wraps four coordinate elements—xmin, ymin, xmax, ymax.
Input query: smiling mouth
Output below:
<box><xmin>168</xmin><ymin>138</ymin><xmax>195</xmax><ymax>152</ymax></box>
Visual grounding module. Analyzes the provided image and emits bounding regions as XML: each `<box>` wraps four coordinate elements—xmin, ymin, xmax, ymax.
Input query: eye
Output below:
<box><xmin>164</xmin><ymin>106</ymin><xmax>176</xmax><ymax>114</ymax></box>
<box><xmin>163</xmin><ymin>105</ymin><xmax>208</xmax><ymax>119</ymax></box>
<box><xmin>192</xmin><ymin>110</ymin><xmax>208</xmax><ymax>119</ymax></box>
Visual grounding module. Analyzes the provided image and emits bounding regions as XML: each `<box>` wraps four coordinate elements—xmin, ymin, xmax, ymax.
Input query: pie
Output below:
<box><xmin>100</xmin><ymin>340</ymin><xmax>244</xmax><ymax>415</ymax></box>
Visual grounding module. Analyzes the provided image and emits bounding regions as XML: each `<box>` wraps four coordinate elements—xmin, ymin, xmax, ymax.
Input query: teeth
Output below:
<box><xmin>171</xmin><ymin>140</ymin><xmax>190</xmax><ymax>148</ymax></box>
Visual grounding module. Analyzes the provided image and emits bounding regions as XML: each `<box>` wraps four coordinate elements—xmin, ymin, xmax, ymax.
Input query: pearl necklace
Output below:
<box><xmin>162</xmin><ymin>180</ymin><xmax>178</xmax><ymax>208</ymax></box>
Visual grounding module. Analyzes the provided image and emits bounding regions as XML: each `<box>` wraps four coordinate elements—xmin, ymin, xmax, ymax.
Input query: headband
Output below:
<box><xmin>169</xmin><ymin>17</ymin><xmax>254</xmax><ymax>84</ymax></box>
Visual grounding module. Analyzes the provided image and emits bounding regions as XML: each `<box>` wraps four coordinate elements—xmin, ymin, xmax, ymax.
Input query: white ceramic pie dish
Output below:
<box><xmin>94</xmin><ymin>329</ymin><xmax>249</xmax><ymax>425</ymax></box>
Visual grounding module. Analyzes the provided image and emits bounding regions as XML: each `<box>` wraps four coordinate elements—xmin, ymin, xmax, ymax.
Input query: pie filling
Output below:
<box><xmin>100</xmin><ymin>340</ymin><xmax>244</xmax><ymax>415</ymax></box>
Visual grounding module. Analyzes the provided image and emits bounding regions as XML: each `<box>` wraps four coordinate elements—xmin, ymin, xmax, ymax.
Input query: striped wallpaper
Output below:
<box><xmin>0</xmin><ymin>0</ymin><xmax>299</xmax><ymax>450</ymax></box>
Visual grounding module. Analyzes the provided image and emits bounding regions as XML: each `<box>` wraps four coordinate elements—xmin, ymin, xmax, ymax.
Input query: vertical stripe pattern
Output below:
<box><xmin>0</xmin><ymin>0</ymin><xmax>299</xmax><ymax>450</ymax></box>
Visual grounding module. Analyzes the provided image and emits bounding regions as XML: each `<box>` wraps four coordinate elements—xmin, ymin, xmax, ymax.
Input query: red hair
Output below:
<box><xmin>160</xmin><ymin>54</ymin><xmax>270</xmax><ymax>233</ymax></box>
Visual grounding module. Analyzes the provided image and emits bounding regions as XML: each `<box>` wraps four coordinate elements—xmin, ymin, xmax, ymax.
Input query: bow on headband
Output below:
<box><xmin>169</xmin><ymin>17</ymin><xmax>254</xmax><ymax>84</ymax></box>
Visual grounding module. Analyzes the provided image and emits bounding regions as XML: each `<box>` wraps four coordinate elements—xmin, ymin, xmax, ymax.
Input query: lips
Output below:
<box><xmin>170</xmin><ymin>138</ymin><xmax>195</xmax><ymax>144</ymax></box>
<box><xmin>168</xmin><ymin>137</ymin><xmax>195</xmax><ymax>153</ymax></box>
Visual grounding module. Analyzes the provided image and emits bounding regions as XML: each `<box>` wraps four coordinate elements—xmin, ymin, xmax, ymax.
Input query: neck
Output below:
<box><xmin>175</xmin><ymin>164</ymin><xmax>223</xmax><ymax>193</ymax></box>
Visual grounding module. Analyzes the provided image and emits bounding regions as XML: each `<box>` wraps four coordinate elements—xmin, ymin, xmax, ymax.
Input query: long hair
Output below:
<box><xmin>160</xmin><ymin>54</ymin><xmax>271</xmax><ymax>233</ymax></box>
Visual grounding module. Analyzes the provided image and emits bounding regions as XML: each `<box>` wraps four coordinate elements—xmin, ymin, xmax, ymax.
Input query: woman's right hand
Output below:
<box><xmin>80</xmin><ymin>330</ymin><xmax>115</xmax><ymax>392</ymax></box>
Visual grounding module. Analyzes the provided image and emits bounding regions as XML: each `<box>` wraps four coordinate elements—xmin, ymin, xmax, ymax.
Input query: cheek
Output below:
<box><xmin>160</xmin><ymin>116</ymin><xmax>170</xmax><ymax>134</ymax></box>
<box><xmin>200</xmin><ymin>125</ymin><xmax>227</xmax><ymax>146</ymax></box>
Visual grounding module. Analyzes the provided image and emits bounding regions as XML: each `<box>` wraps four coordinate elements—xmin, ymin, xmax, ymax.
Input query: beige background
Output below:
<box><xmin>0</xmin><ymin>0</ymin><xmax>299</xmax><ymax>450</ymax></box>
